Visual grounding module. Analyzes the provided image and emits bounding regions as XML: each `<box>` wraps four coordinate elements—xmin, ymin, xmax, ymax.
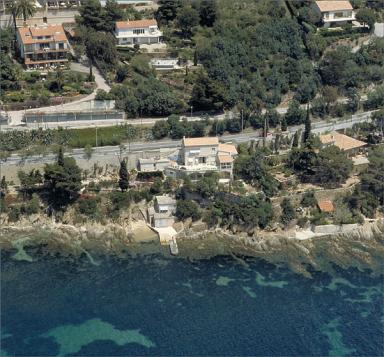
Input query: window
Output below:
<box><xmin>198</xmin><ymin>157</ymin><xmax>206</xmax><ymax>164</ymax></box>
<box><xmin>58</xmin><ymin>43</ymin><xmax>64</xmax><ymax>49</ymax></box>
<box><xmin>221</xmin><ymin>163</ymin><xmax>232</xmax><ymax>169</ymax></box>
<box><xmin>334</xmin><ymin>12</ymin><xmax>344</xmax><ymax>18</ymax></box>
<box><xmin>133</xmin><ymin>28</ymin><xmax>145</xmax><ymax>35</ymax></box>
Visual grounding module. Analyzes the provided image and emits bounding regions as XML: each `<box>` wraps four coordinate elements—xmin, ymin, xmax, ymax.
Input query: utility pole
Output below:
<box><xmin>241</xmin><ymin>109</ymin><xmax>244</xmax><ymax>133</ymax></box>
<box><xmin>190</xmin><ymin>105</ymin><xmax>193</xmax><ymax>118</ymax></box>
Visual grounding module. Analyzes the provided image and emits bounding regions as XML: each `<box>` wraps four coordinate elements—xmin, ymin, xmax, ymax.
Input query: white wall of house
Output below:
<box><xmin>139</xmin><ymin>161</ymin><xmax>156</xmax><ymax>172</ymax></box>
<box><xmin>155</xmin><ymin>202</ymin><xmax>176</xmax><ymax>214</ymax></box>
<box><xmin>313</xmin><ymin>4</ymin><xmax>355</xmax><ymax>28</ymax></box>
<box><xmin>153</xmin><ymin>216</ymin><xmax>174</xmax><ymax>228</ymax></box>
<box><xmin>115</xmin><ymin>25</ymin><xmax>161</xmax><ymax>45</ymax></box>
<box><xmin>181</xmin><ymin>145</ymin><xmax>218</xmax><ymax>166</ymax></box>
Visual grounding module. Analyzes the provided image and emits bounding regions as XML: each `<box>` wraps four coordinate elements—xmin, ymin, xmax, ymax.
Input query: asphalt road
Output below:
<box><xmin>0</xmin><ymin>111</ymin><xmax>374</xmax><ymax>167</ymax></box>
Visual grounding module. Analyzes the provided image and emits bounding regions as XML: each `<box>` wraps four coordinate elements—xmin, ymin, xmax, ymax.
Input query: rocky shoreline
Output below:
<box><xmin>1</xmin><ymin>218</ymin><xmax>383</xmax><ymax>277</ymax></box>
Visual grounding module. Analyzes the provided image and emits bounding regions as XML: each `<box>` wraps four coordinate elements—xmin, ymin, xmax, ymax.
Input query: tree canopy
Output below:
<box><xmin>44</xmin><ymin>153</ymin><xmax>82</xmax><ymax>208</ymax></box>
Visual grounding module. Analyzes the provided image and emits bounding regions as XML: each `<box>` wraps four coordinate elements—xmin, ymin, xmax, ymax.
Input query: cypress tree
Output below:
<box><xmin>1</xmin><ymin>176</ymin><xmax>7</xmax><ymax>192</ymax></box>
<box><xmin>281</xmin><ymin>116</ymin><xmax>287</xmax><ymax>131</ymax></box>
<box><xmin>57</xmin><ymin>146</ymin><xmax>65</xmax><ymax>166</ymax></box>
<box><xmin>303</xmin><ymin>105</ymin><xmax>311</xmax><ymax>144</ymax></box>
<box><xmin>118</xmin><ymin>160</ymin><xmax>129</xmax><ymax>192</ymax></box>
<box><xmin>292</xmin><ymin>131</ymin><xmax>300</xmax><ymax>148</ymax></box>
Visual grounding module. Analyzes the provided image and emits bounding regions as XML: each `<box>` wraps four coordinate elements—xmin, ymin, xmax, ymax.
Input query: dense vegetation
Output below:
<box><xmin>0</xmin><ymin>124</ymin><xmax>144</xmax><ymax>159</ymax></box>
<box><xmin>348</xmin><ymin>145</ymin><xmax>384</xmax><ymax>217</ymax></box>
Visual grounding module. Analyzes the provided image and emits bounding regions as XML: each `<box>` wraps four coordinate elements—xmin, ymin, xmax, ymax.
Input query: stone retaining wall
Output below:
<box><xmin>311</xmin><ymin>224</ymin><xmax>359</xmax><ymax>234</ymax></box>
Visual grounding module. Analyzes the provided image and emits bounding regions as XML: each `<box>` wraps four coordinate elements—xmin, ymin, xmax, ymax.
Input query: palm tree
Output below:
<box><xmin>9</xmin><ymin>0</ymin><xmax>19</xmax><ymax>32</ymax></box>
<box><xmin>10</xmin><ymin>0</ymin><xmax>36</xmax><ymax>26</ymax></box>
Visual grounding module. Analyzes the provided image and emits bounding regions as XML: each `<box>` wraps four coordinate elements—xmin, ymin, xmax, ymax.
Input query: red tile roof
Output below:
<box><xmin>217</xmin><ymin>155</ymin><xmax>234</xmax><ymax>164</ymax></box>
<box><xmin>318</xmin><ymin>200</ymin><xmax>335</xmax><ymax>213</ymax></box>
<box><xmin>320</xmin><ymin>132</ymin><xmax>366</xmax><ymax>151</ymax></box>
<box><xmin>116</xmin><ymin>19</ymin><xmax>157</xmax><ymax>30</ymax></box>
<box><xmin>315</xmin><ymin>1</ymin><xmax>353</xmax><ymax>12</ymax></box>
<box><xmin>18</xmin><ymin>25</ymin><xmax>68</xmax><ymax>45</ymax></box>
<box><xmin>182</xmin><ymin>137</ymin><xmax>219</xmax><ymax>147</ymax></box>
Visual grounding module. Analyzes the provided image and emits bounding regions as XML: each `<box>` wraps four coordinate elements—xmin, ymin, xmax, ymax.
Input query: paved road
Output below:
<box><xmin>6</xmin><ymin>64</ymin><xmax>110</xmax><ymax>126</ymax></box>
<box><xmin>1</xmin><ymin>111</ymin><xmax>374</xmax><ymax>167</ymax></box>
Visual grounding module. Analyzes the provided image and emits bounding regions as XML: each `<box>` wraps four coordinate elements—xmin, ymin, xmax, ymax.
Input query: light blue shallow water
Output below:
<box><xmin>1</xmin><ymin>250</ymin><xmax>383</xmax><ymax>356</ymax></box>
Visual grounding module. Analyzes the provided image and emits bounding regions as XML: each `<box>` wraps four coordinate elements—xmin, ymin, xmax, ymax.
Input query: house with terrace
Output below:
<box><xmin>148</xmin><ymin>195</ymin><xmax>176</xmax><ymax>229</ymax></box>
<box><xmin>17</xmin><ymin>24</ymin><xmax>70</xmax><ymax>70</ymax></box>
<box><xmin>114</xmin><ymin>19</ymin><xmax>162</xmax><ymax>46</ymax></box>
<box><xmin>165</xmin><ymin>137</ymin><xmax>238</xmax><ymax>179</ymax></box>
<box><xmin>319</xmin><ymin>132</ymin><xmax>367</xmax><ymax>156</ymax></box>
<box><xmin>313</xmin><ymin>0</ymin><xmax>355</xmax><ymax>28</ymax></box>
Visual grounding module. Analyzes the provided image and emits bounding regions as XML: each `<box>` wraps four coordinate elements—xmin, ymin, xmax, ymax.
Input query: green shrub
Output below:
<box><xmin>301</xmin><ymin>190</ymin><xmax>317</xmax><ymax>207</ymax></box>
<box><xmin>22</xmin><ymin>194</ymin><xmax>40</xmax><ymax>215</ymax></box>
<box><xmin>297</xmin><ymin>216</ymin><xmax>308</xmax><ymax>228</ymax></box>
<box><xmin>137</xmin><ymin>171</ymin><xmax>164</xmax><ymax>181</ymax></box>
<box><xmin>175</xmin><ymin>199</ymin><xmax>201</xmax><ymax>221</ymax></box>
<box><xmin>8</xmin><ymin>206</ymin><xmax>21</xmax><ymax>222</ymax></box>
<box><xmin>78</xmin><ymin>196</ymin><xmax>99</xmax><ymax>218</ymax></box>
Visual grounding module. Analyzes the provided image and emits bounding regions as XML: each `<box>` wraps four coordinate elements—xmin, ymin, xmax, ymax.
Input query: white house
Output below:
<box><xmin>114</xmin><ymin>19</ymin><xmax>162</xmax><ymax>46</ymax></box>
<box><xmin>138</xmin><ymin>158</ymin><xmax>170</xmax><ymax>172</ymax></box>
<box><xmin>166</xmin><ymin>137</ymin><xmax>238</xmax><ymax>179</ymax></box>
<box><xmin>148</xmin><ymin>195</ymin><xmax>176</xmax><ymax>228</ymax></box>
<box><xmin>313</xmin><ymin>1</ymin><xmax>355</xmax><ymax>28</ymax></box>
<box><xmin>154</xmin><ymin>196</ymin><xmax>176</xmax><ymax>214</ymax></box>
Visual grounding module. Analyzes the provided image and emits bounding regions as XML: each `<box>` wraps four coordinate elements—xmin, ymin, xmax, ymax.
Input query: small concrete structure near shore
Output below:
<box><xmin>147</xmin><ymin>195</ymin><xmax>179</xmax><ymax>253</ymax></box>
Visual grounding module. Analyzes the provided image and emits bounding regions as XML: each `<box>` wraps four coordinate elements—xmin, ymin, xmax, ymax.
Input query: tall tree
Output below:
<box><xmin>0</xmin><ymin>176</ymin><xmax>7</xmax><ymax>194</ymax></box>
<box><xmin>104</xmin><ymin>0</ymin><xmax>125</xmax><ymax>32</ymax></box>
<box><xmin>280</xmin><ymin>198</ymin><xmax>295</xmax><ymax>225</ymax></box>
<box><xmin>281</xmin><ymin>116</ymin><xmax>288</xmax><ymax>131</ymax></box>
<box><xmin>285</xmin><ymin>100</ymin><xmax>306</xmax><ymax>125</ymax></box>
<box><xmin>11</xmin><ymin>0</ymin><xmax>36</xmax><ymax>23</ymax></box>
<box><xmin>77</xmin><ymin>0</ymin><xmax>106</xmax><ymax>31</ymax></box>
<box><xmin>57</xmin><ymin>146</ymin><xmax>65</xmax><ymax>166</ymax></box>
<box><xmin>155</xmin><ymin>0</ymin><xmax>182</xmax><ymax>24</ymax></box>
<box><xmin>292</xmin><ymin>131</ymin><xmax>300</xmax><ymax>148</ymax></box>
<box><xmin>303</xmin><ymin>105</ymin><xmax>311</xmax><ymax>144</ymax></box>
<box><xmin>177</xmin><ymin>5</ymin><xmax>199</xmax><ymax>39</ymax></box>
<box><xmin>313</xmin><ymin>146</ymin><xmax>353</xmax><ymax>188</ymax></box>
<box><xmin>84</xmin><ymin>31</ymin><xmax>117</xmax><ymax>79</ymax></box>
<box><xmin>118</xmin><ymin>160</ymin><xmax>129</xmax><ymax>192</ymax></box>
<box><xmin>199</xmin><ymin>0</ymin><xmax>217</xmax><ymax>27</ymax></box>
<box><xmin>44</xmin><ymin>156</ymin><xmax>82</xmax><ymax>208</ymax></box>
<box><xmin>356</xmin><ymin>8</ymin><xmax>377</xmax><ymax>31</ymax></box>
<box><xmin>9</xmin><ymin>0</ymin><xmax>19</xmax><ymax>32</ymax></box>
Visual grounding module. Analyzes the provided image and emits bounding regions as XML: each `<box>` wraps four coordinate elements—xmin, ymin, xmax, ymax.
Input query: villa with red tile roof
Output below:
<box><xmin>165</xmin><ymin>137</ymin><xmax>238</xmax><ymax>179</ymax></box>
<box><xmin>313</xmin><ymin>1</ymin><xmax>355</xmax><ymax>28</ymax></box>
<box><xmin>114</xmin><ymin>19</ymin><xmax>162</xmax><ymax>46</ymax></box>
<box><xmin>16</xmin><ymin>24</ymin><xmax>69</xmax><ymax>69</ymax></box>
<box><xmin>319</xmin><ymin>132</ymin><xmax>366</xmax><ymax>156</ymax></box>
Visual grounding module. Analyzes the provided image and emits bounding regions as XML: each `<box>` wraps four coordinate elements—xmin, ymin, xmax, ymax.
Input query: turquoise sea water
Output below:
<box><xmin>1</xmin><ymin>249</ymin><xmax>383</xmax><ymax>356</ymax></box>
